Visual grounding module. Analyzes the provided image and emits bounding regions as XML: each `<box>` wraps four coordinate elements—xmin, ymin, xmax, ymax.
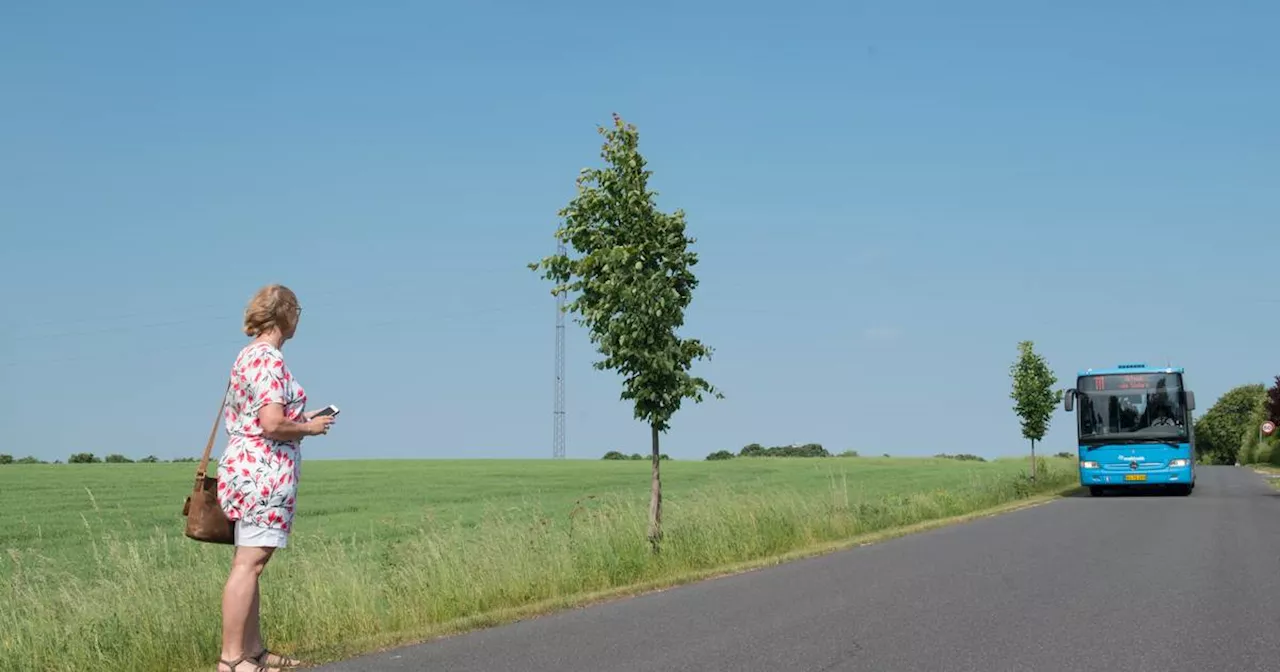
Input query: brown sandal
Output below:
<box><xmin>218</xmin><ymin>654</ymin><xmax>269</xmax><ymax>672</ymax></box>
<box><xmin>253</xmin><ymin>648</ymin><xmax>303</xmax><ymax>669</ymax></box>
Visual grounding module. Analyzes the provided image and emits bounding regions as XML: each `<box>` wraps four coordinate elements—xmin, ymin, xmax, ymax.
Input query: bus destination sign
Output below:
<box><xmin>1087</xmin><ymin>373</ymin><xmax>1170</xmax><ymax>391</ymax></box>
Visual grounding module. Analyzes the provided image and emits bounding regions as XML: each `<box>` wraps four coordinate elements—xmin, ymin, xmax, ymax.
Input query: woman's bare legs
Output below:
<box><xmin>244</xmin><ymin>582</ymin><xmax>266</xmax><ymax>661</ymax></box>
<box><xmin>220</xmin><ymin>546</ymin><xmax>275</xmax><ymax>671</ymax></box>
<box><xmin>245</xmin><ymin>582</ymin><xmax>302</xmax><ymax>668</ymax></box>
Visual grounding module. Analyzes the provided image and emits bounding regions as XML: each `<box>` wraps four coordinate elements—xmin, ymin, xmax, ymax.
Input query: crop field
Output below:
<box><xmin>0</xmin><ymin>456</ymin><xmax>1077</xmax><ymax>671</ymax></box>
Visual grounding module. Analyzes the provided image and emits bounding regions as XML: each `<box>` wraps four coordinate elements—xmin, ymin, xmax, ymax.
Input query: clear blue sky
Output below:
<box><xmin>2</xmin><ymin>1</ymin><xmax>1277</xmax><ymax>462</ymax></box>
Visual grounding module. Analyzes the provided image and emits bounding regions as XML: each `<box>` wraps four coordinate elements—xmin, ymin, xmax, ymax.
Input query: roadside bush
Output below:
<box><xmin>1239</xmin><ymin>435</ymin><xmax>1259</xmax><ymax>465</ymax></box>
<box><xmin>1194</xmin><ymin>384</ymin><xmax>1266</xmax><ymax>464</ymax></box>
<box><xmin>1254</xmin><ymin>440</ymin><xmax>1278</xmax><ymax>465</ymax></box>
<box><xmin>1243</xmin><ymin>397</ymin><xmax>1280</xmax><ymax>464</ymax></box>
<box><xmin>1230</xmin><ymin>388</ymin><xmax>1272</xmax><ymax>465</ymax></box>
<box><xmin>1267</xmin><ymin>375</ymin><xmax>1280</xmax><ymax>424</ymax></box>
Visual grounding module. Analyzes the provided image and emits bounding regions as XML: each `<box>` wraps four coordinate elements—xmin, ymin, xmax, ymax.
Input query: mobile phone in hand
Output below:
<box><xmin>313</xmin><ymin>405</ymin><xmax>340</xmax><ymax>418</ymax></box>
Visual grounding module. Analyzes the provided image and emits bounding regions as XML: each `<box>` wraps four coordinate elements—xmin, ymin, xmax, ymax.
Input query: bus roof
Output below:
<box><xmin>1077</xmin><ymin>363</ymin><xmax>1185</xmax><ymax>377</ymax></box>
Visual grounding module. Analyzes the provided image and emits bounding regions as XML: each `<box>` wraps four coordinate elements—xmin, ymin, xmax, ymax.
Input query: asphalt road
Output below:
<box><xmin>315</xmin><ymin>466</ymin><xmax>1280</xmax><ymax>672</ymax></box>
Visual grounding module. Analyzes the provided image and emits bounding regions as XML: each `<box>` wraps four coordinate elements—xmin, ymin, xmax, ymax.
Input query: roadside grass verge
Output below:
<box><xmin>1247</xmin><ymin>464</ymin><xmax>1280</xmax><ymax>488</ymax></box>
<box><xmin>0</xmin><ymin>458</ymin><xmax>1076</xmax><ymax>671</ymax></box>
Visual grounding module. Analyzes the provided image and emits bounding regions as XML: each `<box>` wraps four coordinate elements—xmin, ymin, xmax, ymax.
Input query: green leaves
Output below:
<box><xmin>1267</xmin><ymin>376</ymin><xmax>1280</xmax><ymax>426</ymax></box>
<box><xmin>1194</xmin><ymin>383</ymin><xmax>1266</xmax><ymax>464</ymax></box>
<box><xmin>1009</xmin><ymin>340</ymin><xmax>1061</xmax><ymax>444</ymax></box>
<box><xmin>531</xmin><ymin>114</ymin><xmax>720</xmax><ymax>551</ymax></box>
<box><xmin>530</xmin><ymin>114</ymin><xmax>721</xmax><ymax>433</ymax></box>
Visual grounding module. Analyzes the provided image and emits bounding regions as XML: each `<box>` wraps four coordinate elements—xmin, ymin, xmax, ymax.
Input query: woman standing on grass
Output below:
<box><xmin>215</xmin><ymin>284</ymin><xmax>335</xmax><ymax>672</ymax></box>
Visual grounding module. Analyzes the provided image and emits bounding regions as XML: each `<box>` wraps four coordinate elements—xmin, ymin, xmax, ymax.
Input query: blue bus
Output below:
<box><xmin>1063</xmin><ymin>363</ymin><xmax>1197</xmax><ymax>496</ymax></box>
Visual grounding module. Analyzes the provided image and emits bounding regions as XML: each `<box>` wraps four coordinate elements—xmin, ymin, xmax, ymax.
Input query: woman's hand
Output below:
<box><xmin>303</xmin><ymin>415</ymin><xmax>335</xmax><ymax>436</ymax></box>
<box><xmin>259</xmin><ymin>404</ymin><xmax>336</xmax><ymax>441</ymax></box>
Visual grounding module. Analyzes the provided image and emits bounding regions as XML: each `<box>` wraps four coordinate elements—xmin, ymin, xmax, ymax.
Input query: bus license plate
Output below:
<box><xmin>1124</xmin><ymin>474</ymin><xmax>1147</xmax><ymax>482</ymax></box>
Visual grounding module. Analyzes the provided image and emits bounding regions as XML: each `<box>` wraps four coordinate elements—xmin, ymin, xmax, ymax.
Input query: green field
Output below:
<box><xmin>0</xmin><ymin>456</ymin><xmax>1077</xmax><ymax>672</ymax></box>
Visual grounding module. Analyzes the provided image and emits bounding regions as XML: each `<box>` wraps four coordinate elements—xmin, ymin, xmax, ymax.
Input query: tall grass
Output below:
<box><xmin>1</xmin><ymin>459</ymin><xmax>1075</xmax><ymax>672</ymax></box>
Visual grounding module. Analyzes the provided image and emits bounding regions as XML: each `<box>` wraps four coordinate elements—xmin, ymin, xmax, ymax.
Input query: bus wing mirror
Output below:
<box><xmin>1185</xmin><ymin>391</ymin><xmax>1195</xmax><ymax>411</ymax></box>
<box><xmin>1064</xmin><ymin>389</ymin><xmax>1075</xmax><ymax>412</ymax></box>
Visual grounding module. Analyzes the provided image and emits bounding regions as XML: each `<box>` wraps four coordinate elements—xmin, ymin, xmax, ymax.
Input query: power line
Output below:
<box><xmin>0</xmin><ymin>304</ymin><xmax>530</xmax><ymax>369</ymax></box>
<box><xmin>1</xmin><ymin>298</ymin><xmax>233</xmax><ymax>332</ymax></box>
<box><xmin>2</xmin><ymin>289</ymin><xmax>380</xmax><ymax>342</ymax></box>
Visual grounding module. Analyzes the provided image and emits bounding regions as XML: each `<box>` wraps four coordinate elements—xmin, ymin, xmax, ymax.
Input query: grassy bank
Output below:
<box><xmin>0</xmin><ymin>457</ymin><xmax>1077</xmax><ymax>671</ymax></box>
<box><xmin>1248</xmin><ymin>464</ymin><xmax>1280</xmax><ymax>488</ymax></box>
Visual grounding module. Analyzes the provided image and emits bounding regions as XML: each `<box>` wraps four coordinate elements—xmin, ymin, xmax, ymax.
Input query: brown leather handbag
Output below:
<box><xmin>183</xmin><ymin>383</ymin><xmax>235</xmax><ymax>544</ymax></box>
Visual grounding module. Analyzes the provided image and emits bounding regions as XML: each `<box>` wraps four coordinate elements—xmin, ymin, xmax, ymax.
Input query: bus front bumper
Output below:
<box><xmin>1080</xmin><ymin>466</ymin><xmax>1193</xmax><ymax>487</ymax></box>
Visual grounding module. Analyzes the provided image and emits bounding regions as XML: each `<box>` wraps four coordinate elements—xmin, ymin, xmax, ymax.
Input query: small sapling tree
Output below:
<box><xmin>1009</xmin><ymin>340</ymin><xmax>1062</xmax><ymax>481</ymax></box>
<box><xmin>531</xmin><ymin>113</ymin><xmax>720</xmax><ymax>551</ymax></box>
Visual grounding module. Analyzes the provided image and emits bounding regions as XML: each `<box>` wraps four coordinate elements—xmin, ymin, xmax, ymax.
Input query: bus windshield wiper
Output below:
<box><xmin>1116</xmin><ymin>438</ymin><xmax>1182</xmax><ymax>448</ymax></box>
<box><xmin>1082</xmin><ymin>436</ymin><xmax>1183</xmax><ymax>447</ymax></box>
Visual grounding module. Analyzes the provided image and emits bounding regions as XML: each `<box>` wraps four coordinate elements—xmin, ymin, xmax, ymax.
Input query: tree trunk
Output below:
<box><xmin>647</xmin><ymin>423</ymin><xmax>663</xmax><ymax>553</ymax></box>
<box><xmin>1030</xmin><ymin>438</ymin><xmax>1037</xmax><ymax>482</ymax></box>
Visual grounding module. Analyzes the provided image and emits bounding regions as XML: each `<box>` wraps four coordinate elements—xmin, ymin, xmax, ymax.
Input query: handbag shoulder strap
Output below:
<box><xmin>196</xmin><ymin>380</ymin><xmax>231</xmax><ymax>483</ymax></box>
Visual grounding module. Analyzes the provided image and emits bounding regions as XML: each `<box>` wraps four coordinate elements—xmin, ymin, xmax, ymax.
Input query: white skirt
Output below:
<box><xmin>235</xmin><ymin>518</ymin><xmax>289</xmax><ymax>548</ymax></box>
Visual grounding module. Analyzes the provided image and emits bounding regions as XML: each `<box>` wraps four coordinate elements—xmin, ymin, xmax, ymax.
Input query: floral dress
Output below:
<box><xmin>216</xmin><ymin>341</ymin><xmax>307</xmax><ymax>533</ymax></box>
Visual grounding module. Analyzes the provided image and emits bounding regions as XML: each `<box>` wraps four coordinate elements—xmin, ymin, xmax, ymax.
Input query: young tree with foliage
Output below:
<box><xmin>1238</xmin><ymin>395</ymin><xmax>1275</xmax><ymax>464</ymax></box>
<box><xmin>1194</xmin><ymin>383</ymin><xmax>1267</xmax><ymax>465</ymax></box>
<box><xmin>1267</xmin><ymin>376</ymin><xmax>1280</xmax><ymax>425</ymax></box>
<box><xmin>1009</xmin><ymin>341</ymin><xmax>1062</xmax><ymax>481</ymax></box>
<box><xmin>531</xmin><ymin>113</ymin><xmax>721</xmax><ymax>551</ymax></box>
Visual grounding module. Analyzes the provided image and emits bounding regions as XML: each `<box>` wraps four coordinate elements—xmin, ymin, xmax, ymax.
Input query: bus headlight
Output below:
<box><xmin>1080</xmin><ymin>461</ymin><xmax>1099</xmax><ymax>469</ymax></box>
<box><xmin>1169</xmin><ymin>459</ymin><xmax>1190</xmax><ymax>468</ymax></box>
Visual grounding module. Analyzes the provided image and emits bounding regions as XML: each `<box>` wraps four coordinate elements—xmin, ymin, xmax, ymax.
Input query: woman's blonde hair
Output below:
<box><xmin>243</xmin><ymin>284</ymin><xmax>301</xmax><ymax>337</ymax></box>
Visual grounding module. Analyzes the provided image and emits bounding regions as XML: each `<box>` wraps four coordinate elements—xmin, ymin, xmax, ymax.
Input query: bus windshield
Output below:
<box><xmin>1076</xmin><ymin>373</ymin><xmax>1189</xmax><ymax>445</ymax></box>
